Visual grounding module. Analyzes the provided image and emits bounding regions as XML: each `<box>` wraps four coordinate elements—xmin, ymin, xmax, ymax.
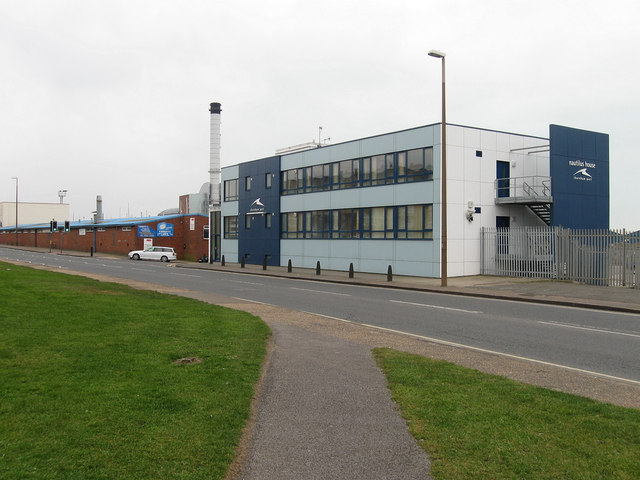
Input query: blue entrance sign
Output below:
<box><xmin>137</xmin><ymin>225</ymin><xmax>156</xmax><ymax>237</ymax></box>
<box><xmin>156</xmin><ymin>222</ymin><xmax>174</xmax><ymax>237</ymax></box>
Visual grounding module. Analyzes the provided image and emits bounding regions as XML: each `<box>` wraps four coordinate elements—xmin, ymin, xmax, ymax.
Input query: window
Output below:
<box><xmin>363</xmin><ymin>207</ymin><xmax>394</xmax><ymax>238</ymax></box>
<box><xmin>397</xmin><ymin>148</ymin><xmax>434</xmax><ymax>183</ymax></box>
<box><xmin>363</xmin><ymin>154</ymin><xmax>393</xmax><ymax>186</ymax></box>
<box><xmin>397</xmin><ymin>205</ymin><xmax>433</xmax><ymax>239</ymax></box>
<box><xmin>122</xmin><ymin>227</ymin><xmax>131</xmax><ymax>232</ymax></box>
<box><xmin>334</xmin><ymin>160</ymin><xmax>359</xmax><ymax>189</ymax></box>
<box><xmin>310</xmin><ymin>164</ymin><xmax>331</xmax><ymax>192</ymax></box>
<box><xmin>332</xmin><ymin>209</ymin><xmax>359</xmax><ymax>238</ymax></box>
<box><xmin>281</xmin><ymin>212</ymin><xmax>304</xmax><ymax>238</ymax></box>
<box><xmin>403</xmin><ymin>148</ymin><xmax>433</xmax><ymax>182</ymax></box>
<box><xmin>245</xmin><ymin>214</ymin><xmax>251</xmax><ymax>229</ymax></box>
<box><xmin>224</xmin><ymin>179</ymin><xmax>238</xmax><ymax>201</ymax></box>
<box><xmin>265</xmin><ymin>213</ymin><xmax>272</xmax><ymax>229</ymax></box>
<box><xmin>223</xmin><ymin>216</ymin><xmax>238</xmax><ymax>239</ymax></box>
<box><xmin>203</xmin><ymin>225</ymin><xmax>210</xmax><ymax>239</ymax></box>
<box><xmin>265</xmin><ymin>173</ymin><xmax>272</xmax><ymax>189</ymax></box>
<box><xmin>310</xmin><ymin>210</ymin><xmax>330</xmax><ymax>238</ymax></box>
<box><xmin>245</xmin><ymin>176</ymin><xmax>253</xmax><ymax>191</ymax></box>
<box><xmin>281</xmin><ymin>169</ymin><xmax>303</xmax><ymax>195</ymax></box>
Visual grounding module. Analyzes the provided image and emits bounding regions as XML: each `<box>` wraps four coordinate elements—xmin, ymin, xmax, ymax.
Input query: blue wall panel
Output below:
<box><xmin>549</xmin><ymin>125</ymin><xmax>609</xmax><ymax>228</ymax></box>
<box><xmin>238</xmin><ymin>156</ymin><xmax>281</xmax><ymax>265</ymax></box>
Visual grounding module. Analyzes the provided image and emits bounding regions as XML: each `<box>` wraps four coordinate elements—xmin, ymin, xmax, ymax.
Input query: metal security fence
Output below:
<box><xmin>481</xmin><ymin>227</ymin><xmax>640</xmax><ymax>288</ymax></box>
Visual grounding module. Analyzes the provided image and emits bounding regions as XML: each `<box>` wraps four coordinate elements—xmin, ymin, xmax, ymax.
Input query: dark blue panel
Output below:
<box><xmin>567</xmin><ymin>131</ymin><xmax>582</xmax><ymax>158</ymax></box>
<box><xmin>549</xmin><ymin>125</ymin><xmax>609</xmax><ymax>229</ymax></box>
<box><xmin>238</xmin><ymin>156</ymin><xmax>281</xmax><ymax>265</ymax></box>
<box><xmin>581</xmin><ymin>131</ymin><xmax>597</xmax><ymax>160</ymax></box>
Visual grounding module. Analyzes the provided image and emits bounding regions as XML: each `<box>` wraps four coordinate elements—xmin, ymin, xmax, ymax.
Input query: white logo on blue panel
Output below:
<box><xmin>569</xmin><ymin>160</ymin><xmax>595</xmax><ymax>182</ymax></box>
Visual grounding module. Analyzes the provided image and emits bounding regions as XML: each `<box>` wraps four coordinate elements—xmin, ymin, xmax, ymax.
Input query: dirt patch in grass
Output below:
<box><xmin>173</xmin><ymin>357</ymin><xmax>203</xmax><ymax>365</ymax></box>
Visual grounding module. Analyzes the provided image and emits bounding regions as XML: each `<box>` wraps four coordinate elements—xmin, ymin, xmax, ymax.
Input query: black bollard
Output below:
<box><xmin>263</xmin><ymin>255</ymin><xmax>267</xmax><ymax>270</ymax></box>
<box><xmin>287</xmin><ymin>259</ymin><xmax>292</xmax><ymax>273</ymax></box>
<box><xmin>387</xmin><ymin>265</ymin><xmax>393</xmax><ymax>282</ymax></box>
<box><xmin>349</xmin><ymin>263</ymin><xmax>354</xmax><ymax>279</ymax></box>
<box><xmin>316</xmin><ymin>261</ymin><xmax>321</xmax><ymax>275</ymax></box>
<box><xmin>241</xmin><ymin>256</ymin><xmax>246</xmax><ymax>268</ymax></box>
<box><xmin>221</xmin><ymin>255</ymin><xmax>225</xmax><ymax>266</ymax></box>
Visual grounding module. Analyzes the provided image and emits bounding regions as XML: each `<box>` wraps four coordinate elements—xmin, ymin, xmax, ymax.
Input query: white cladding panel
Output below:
<box><xmin>0</xmin><ymin>202</ymin><xmax>70</xmax><ymax>227</ymax></box>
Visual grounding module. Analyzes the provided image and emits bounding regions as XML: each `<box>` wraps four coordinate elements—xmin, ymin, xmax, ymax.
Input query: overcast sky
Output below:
<box><xmin>1</xmin><ymin>0</ymin><xmax>638</xmax><ymax>229</ymax></box>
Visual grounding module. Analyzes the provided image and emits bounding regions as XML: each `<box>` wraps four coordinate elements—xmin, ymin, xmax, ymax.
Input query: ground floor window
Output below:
<box><xmin>281</xmin><ymin>204</ymin><xmax>433</xmax><ymax>240</ymax></box>
<box><xmin>224</xmin><ymin>216</ymin><xmax>238</xmax><ymax>239</ymax></box>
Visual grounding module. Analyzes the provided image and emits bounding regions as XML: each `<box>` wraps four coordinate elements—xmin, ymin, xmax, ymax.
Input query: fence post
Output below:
<box><xmin>623</xmin><ymin>229</ymin><xmax>627</xmax><ymax>287</ymax></box>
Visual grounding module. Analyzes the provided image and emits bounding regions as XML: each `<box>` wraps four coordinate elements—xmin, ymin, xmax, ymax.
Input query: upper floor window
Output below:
<box><xmin>245</xmin><ymin>176</ymin><xmax>252</xmax><ymax>191</ymax></box>
<box><xmin>224</xmin><ymin>179</ymin><xmax>238</xmax><ymax>201</ymax></box>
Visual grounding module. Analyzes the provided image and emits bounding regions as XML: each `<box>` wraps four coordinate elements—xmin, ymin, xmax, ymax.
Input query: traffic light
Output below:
<box><xmin>51</xmin><ymin>220</ymin><xmax>58</xmax><ymax>231</ymax></box>
<box><xmin>64</xmin><ymin>220</ymin><xmax>70</xmax><ymax>232</ymax></box>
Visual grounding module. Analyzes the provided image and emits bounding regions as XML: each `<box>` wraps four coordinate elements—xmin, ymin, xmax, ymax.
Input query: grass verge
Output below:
<box><xmin>374</xmin><ymin>348</ymin><xmax>640</xmax><ymax>480</ymax></box>
<box><xmin>0</xmin><ymin>261</ymin><xmax>270</xmax><ymax>480</ymax></box>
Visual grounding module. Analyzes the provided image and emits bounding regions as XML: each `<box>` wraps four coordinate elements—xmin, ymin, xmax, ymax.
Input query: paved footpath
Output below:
<box><xmin>237</xmin><ymin>324</ymin><xmax>431</xmax><ymax>480</ymax></box>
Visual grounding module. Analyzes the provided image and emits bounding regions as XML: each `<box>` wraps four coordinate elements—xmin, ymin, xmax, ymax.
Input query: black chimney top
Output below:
<box><xmin>209</xmin><ymin>102</ymin><xmax>221</xmax><ymax>114</ymax></box>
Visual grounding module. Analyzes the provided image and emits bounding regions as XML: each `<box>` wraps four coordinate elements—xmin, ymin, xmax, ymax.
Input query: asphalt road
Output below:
<box><xmin>3</xmin><ymin>247</ymin><xmax>640</xmax><ymax>384</ymax></box>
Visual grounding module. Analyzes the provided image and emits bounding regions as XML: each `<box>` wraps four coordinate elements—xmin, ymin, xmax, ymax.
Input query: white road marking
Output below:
<box><xmin>227</xmin><ymin>279</ymin><xmax>264</xmax><ymax>286</ymax></box>
<box><xmin>303</xmin><ymin>311</ymin><xmax>640</xmax><ymax>386</ymax></box>
<box><xmin>290</xmin><ymin>287</ymin><xmax>351</xmax><ymax>297</ymax></box>
<box><xmin>231</xmin><ymin>297</ymin><xmax>274</xmax><ymax>306</ymax></box>
<box><xmin>390</xmin><ymin>299</ymin><xmax>482</xmax><ymax>314</ymax></box>
<box><xmin>538</xmin><ymin>321</ymin><xmax>640</xmax><ymax>338</ymax></box>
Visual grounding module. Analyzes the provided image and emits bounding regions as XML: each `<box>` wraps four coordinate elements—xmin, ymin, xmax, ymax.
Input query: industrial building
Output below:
<box><xmin>220</xmin><ymin>121</ymin><xmax>609</xmax><ymax>278</ymax></box>
<box><xmin>0</xmin><ymin>213</ymin><xmax>210</xmax><ymax>260</ymax></box>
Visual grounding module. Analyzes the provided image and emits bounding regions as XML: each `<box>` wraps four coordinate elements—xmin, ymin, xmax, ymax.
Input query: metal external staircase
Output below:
<box><xmin>527</xmin><ymin>203</ymin><xmax>551</xmax><ymax>225</ymax></box>
<box><xmin>495</xmin><ymin>176</ymin><xmax>553</xmax><ymax>226</ymax></box>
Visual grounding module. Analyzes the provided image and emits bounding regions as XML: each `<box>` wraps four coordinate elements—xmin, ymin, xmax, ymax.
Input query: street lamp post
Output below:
<box><xmin>11</xmin><ymin>177</ymin><xmax>18</xmax><ymax>246</ymax></box>
<box><xmin>428</xmin><ymin>49</ymin><xmax>447</xmax><ymax>287</ymax></box>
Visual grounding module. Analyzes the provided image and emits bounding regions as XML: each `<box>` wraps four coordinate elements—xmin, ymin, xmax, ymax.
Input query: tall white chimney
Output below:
<box><xmin>94</xmin><ymin>195</ymin><xmax>104</xmax><ymax>223</ymax></box>
<box><xmin>209</xmin><ymin>102</ymin><xmax>221</xmax><ymax>210</ymax></box>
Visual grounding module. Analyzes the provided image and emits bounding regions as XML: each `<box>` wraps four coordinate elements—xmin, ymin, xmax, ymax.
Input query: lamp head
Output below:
<box><xmin>428</xmin><ymin>49</ymin><xmax>445</xmax><ymax>58</ymax></box>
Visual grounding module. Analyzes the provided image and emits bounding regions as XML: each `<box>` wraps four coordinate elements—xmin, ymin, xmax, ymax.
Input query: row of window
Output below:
<box><xmin>281</xmin><ymin>205</ymin><xmax>433</xmax><ymax>239</ymax></box>
<box><xmin>224</xmin><ymin>173</ymin><xmax>274</xmax><ymax>202</ymax></box>
<box><xmin>223</xmin><ymin>204</ymin><xmax>433</xmax><ymax>240</ymax></box>
<box><xmin>224</xmin><ymin>213</ymin><xmax>273</xmax><ymax>238</ymax></box>
<box><xmin>281</xmin><ymin>147</ymin><xmax>433</xmax><ymax>195</ymax></box>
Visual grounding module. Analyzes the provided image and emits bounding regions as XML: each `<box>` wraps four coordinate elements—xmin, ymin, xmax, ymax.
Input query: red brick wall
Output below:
<box><xmin>0</xmin><ymin>215</ymin><xmax>210</xmax><ymax>261</ymax></box>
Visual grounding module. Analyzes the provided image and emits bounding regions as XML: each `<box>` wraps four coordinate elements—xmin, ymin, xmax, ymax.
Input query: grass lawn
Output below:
<box><xmin>0</xmin><ymin>261</ymin><xmax>270</xmax><ymax>480</ymax></box>
<box><xmin>374</xmin><ymin>348</ymin><xmax>640</xmax><ymax>480</ymax></box>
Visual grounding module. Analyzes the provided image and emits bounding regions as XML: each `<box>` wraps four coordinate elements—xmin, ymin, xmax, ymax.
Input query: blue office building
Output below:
<box><xmin>220</xmin><ymin>123</ymin><xmax>608</xmax><ymax>277</ymax></box>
